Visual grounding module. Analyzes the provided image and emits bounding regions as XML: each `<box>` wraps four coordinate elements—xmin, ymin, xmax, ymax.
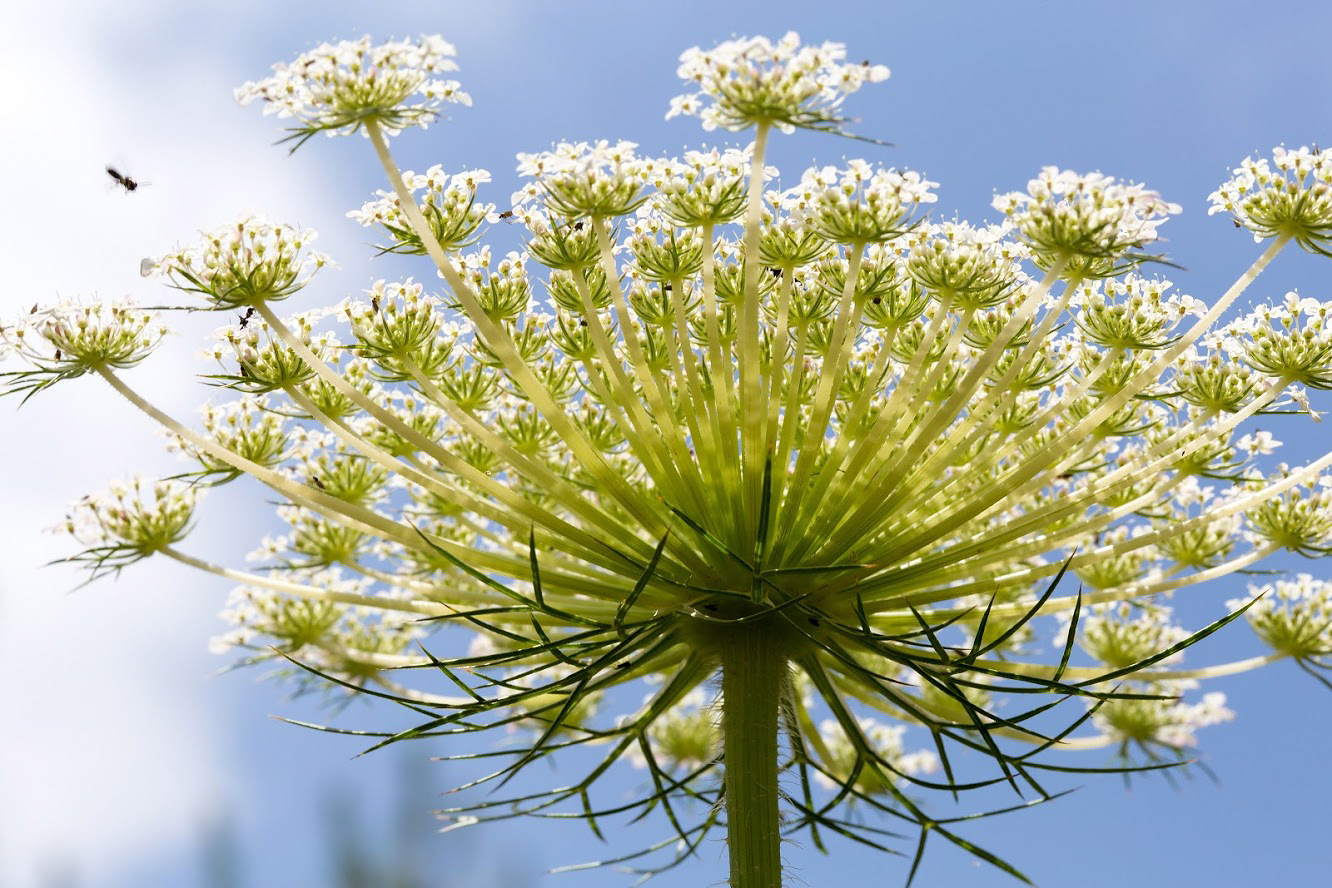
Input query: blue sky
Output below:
<box><xmin>3</xmin><ymin>1</ymin><xmax>1332</xmax><ymax>886</ymax></box>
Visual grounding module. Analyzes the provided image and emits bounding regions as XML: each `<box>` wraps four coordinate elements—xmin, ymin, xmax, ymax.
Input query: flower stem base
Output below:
<box><xmin>719</xmin><ymin>621</ymin><xmax>787</xmax><ymax>888</ymax></box>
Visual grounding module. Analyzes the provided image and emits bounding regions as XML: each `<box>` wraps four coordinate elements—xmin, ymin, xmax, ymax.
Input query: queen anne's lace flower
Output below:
<box><xmin>903</xmin><ymin>222</ymin><xmax>1024</xmax><ymax>309</ymax></box>
<box><xmin>650</xmin><ymin>146</ymin><xmax>774</xmax><ymax>227</ymax></box>
<box><xmin>448</xmin><ymin>247</ymin><xmax>533</xmax><ymax>325</ymax></box>
<box><xmin>1094</xmin><ymin>688</ymin><xmax>1234</xmax><ymax>750</ymax></box>
<box><xmin>1209</xmin><ymin>145</ymin><xmax>1332</xmax><ymax>256</ymax></box>
<box><xmin>349</xmin><ymin>166</ymin><xmax>494</xmax><ymax>253</ymax></box>
<box><xmin>1236</xmin><ymin>292</ymin><xmax>1332</xmax><ymax>389</ymax></box>
<box><xmin>802</xmin><ymin>160</ymin><xmax>937</xmax><ymax>244</ymax></box>
<box><xmin>1231</xmin><ymin>574</ymin><xmax>1332</xmax><ymax>658</ymax></box>
<box><xmin>1244</xmin><ymin>473</ymin><xmax>1332</xmax><ymax>555</ymax></box>
<box><xmin>211</xmin><ymin>568</ymin><xmax>423</xmax><ymax>680</ymax></box>
<box><xmin>516</xmin><ymin>140</ymin><xmax>652</xmax><ymax>219</ymax></box>
<box><xmin>155</xmin><ymin>217</ymin><xmax>331</xmax><ymax>309</ymax></box>
<box><xmin>1172</xmin><ymin>347</ymin><xmax>1259</xmax><ymax>413</ymax></box>
<box><xmin>1237</xmin><ymin>430</ymin><xmax>1281</xmax><ymax>456</ymax></box>
<box><xmin>61</xmin><ymin>477</ymin><xmax>200</xmax><ymax>572</ymax></box>
<box><xmin>993</xmin><ymin>167</ymin><xmax>1181</xmax><ymax>278</ymax></box>
<box><xmin>206</xmin><ymin>311</ymin><xmax>329</xmax><ymax>394</ymax></box>
<box><xmin>235</xmin><ymin>35</ymin><xmax>470</xmax><ymax>141</ymax></box>
<box><xmin>1148</xmin><ymin>481</ymin><xmax>1245</xmax><ymax>568</ymax></box>
<box><xmin>0</xmin><ymin>299</ymin><xmax>167</xmax><ymax>383</ymax></box>
<box><xmin>179</xmin><ymin>396</ymin><xmax>293</xmax><ymax>477</ymax></box>
<box><xmin>10</xmin><ymin>30</ymin><xmax>1332</xmax><ymax>887</ymax></box>
<box><xmin>623</xmin><ymin>687</ymin><xmax>719</xmax><ymax>772</ymax></box>
<box><xmin>342</xmin><ymin>279</ymin><xmax>457</xmax><ymax>382</ymax></box>
<box><xmin>812</xmin><ymin>717</ymin><xmax>939</xmax><ymax>794</ymax></box>
<box><xmin>1080</xmin><ymin>604</ymin><xmax>1190</xmax><ymax>669</ymax></box>
<box><xmin>1073</xmin><ymin>275</ymin><xmax>1200</xmax><ymax>350</ymax></box>
<box><xmin>629</xmin><ymin>221</ymin><xmax>706</xmax><ymax>283</ymax></box>
<box><xmin>668</xmin><ymin>32</ymin><xmax>889</xmax><ymax>133</ymax></box>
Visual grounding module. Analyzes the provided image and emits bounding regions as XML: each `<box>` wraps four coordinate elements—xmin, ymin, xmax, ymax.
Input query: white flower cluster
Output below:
<box><xmin>15</xmin><ymin>28</ymin><xmax>1332</xmax><ymax>878</ymax></box>
<box><xmin>348</xmin><ymin>166</ymin><xmax>495</xmax><ymax>253</ymax></box>
<box><xmin>186</xmin><ymin>396</ymin><xmax>292</xmax><ymax>474</ymax></box>
<box><xmin>1071</xmin><ymin>524</ymin><xmax>1165</xmax><ymax>591</ymax></box>
<box><xmin>903</xmin><ymin>221</ymin><xmax>1027</xmax><ymax>309</ymax></box>
<box><xmin>61</xmin><ymin>476</ymin><xmax>199</xmax><ymax>558</ymax></box>
<box><xmin>648</xmin><ymin>146</ymin><xmax>774</xmax><ymax>227</ymax></box>
<box><xmin>1079</xmin><ymin>603</ymin><xmax>1190</xmax><ymax>670</ymax></box>
<box><xmin>668</xmin><ymin>31</ymin><xmax>889</xmax><ymax>133</ymax></box>
<box><xmin>235</xmin><ymin>35</ymin><xmax>470</xmax><ymax>138</ymax></box>
<box><xmin>341</xmin><ymin>279</ymin><xmax>457</xmax><ymax>382</ymax></box>
<box><xmin>1243</xmin><ymin>471</ymin><xmax>1332</xmax><ymax>555</ymax></box>
<box><xmin>992</xmin><ymin>167</ymin><xmax>1181</xmax><ymax>276</ymax></box>
<box><xmin>1171</xmin><ymin>342</ymin><xmax>1261</xmax><ymax>413</ymax></box>
<box><xmin>650</xmin><ymin>146</ymin><xmax>767</xmax><ymax>188</ymax></box>
<box><xmin>203</xmin><ymin>308</ymin><xmax>339</xmax><ymax>395</ymax></box>
<box><xmin>1230</xmin><ymin>574</ymin><xmax>1332</xmax><ymax>658</ymax></box>
<box><xmin>623</xmin><ymin>687</ymin><xmax>718</xmax><ymax>772</ymax></box>
<box><xmin>800</xmin><ymin>160</ymin><xmax>938</xmax><ymax>244</ymax></box>
<box><xmin>450</xmin><ymin>247</ymin><xmax>533</xmax><ymax>325</ymax></box>
<box><xmin>210</xmin><ymin>568</ymin><xmax>421</xmax><ymax>669</ymax></box>
<box><xmin>0</xmin><ymin>298</ymin><xmax>168</xmax><ymax>374</ymax></box>
<box><xmin>515</xmin><ymin>140</ymin><xmax>652</xmax><ymax>219</ymax></box>
<box><xmin>1073</xmin><ymin>275</ymin><xmax>1203</xmax><ymax>350</ymax></box>
<box><xmin>1228</xmin><ymin>291</ymin><xmax>1332</xmax><ymax>389</ymax></box>
<box><xmin>1209</xmin><ymin>145</ymin><xmax>1332</xmax><ymax>254</ymax></box>
<box><xmin>1140</xmin><ymin>478</ymin><xmax>1246</xmax><ymax>570</ymax></box>
<box><xmin>1093</xmin><ymin>688</ymin><xmax>1234</xmax><ymax>750</ymax></box>
<box><xmin>155</xmin><ymin>217</ymin><xmax>330</xmax><ymax>309</ymax></box>
<box><xmin>627</xmin><ymin>218</ymin><xmax>705</xmax><ymax>285</ymax></box>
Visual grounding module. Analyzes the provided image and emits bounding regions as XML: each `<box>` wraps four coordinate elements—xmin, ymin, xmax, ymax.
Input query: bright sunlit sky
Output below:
<box><xmin>3</xmin><ymin>1</ymin><xmax>1332</xmax><ymax>886</ymax></box>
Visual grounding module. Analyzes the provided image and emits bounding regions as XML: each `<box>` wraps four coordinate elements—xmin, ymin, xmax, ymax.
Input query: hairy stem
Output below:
<box><xmin>720</xmin><ymin>623</ymin><xmax>787</xmax><ymax>888</ymax></box>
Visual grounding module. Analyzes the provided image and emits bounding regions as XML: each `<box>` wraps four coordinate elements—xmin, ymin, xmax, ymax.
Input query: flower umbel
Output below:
<box><xmin>349</xmin><ymin>166</ymin><xmax>494</xmax><ymax>254</ymax></box>
<box><xmin>668</xmin><ymin>31</ymin><xmax>889</xmax><ymax>134</ymax></box>
<box><xmin>0</xmin><ymin>299</ymin><xmax>167</xmax><ymax>401</ymax></box>
<box><xmin>1209</xmin><ymin>145</ymin><xmax>1332</xmax><ymax>256</ymax></box>
<box><xmin>59</xmin><ymin>478</ymin><xmax>200</xmax><ymax>578</ymax></box>
<box><xmin>154</xmin><ymin>217</ymin><xmax>331</xmax><ymax>309</ymax></box>
<box><xmin>8</xmin><ymin>30</ymin><xmax>1332</xmax><ymax>888</ymax></box>
<box><xmin>993</xmin><ymin>166</ymin><xmax>1182</xmax><ymax>277</ymax></box>
<box><xmin>235</xmin><ymin>34</ymin><xmax>470</xmax><ymax>147</ymax></box>
<box><xmin>1231</xmin><ymin>574</ymin><xmax>1332</xmax><ymax>662</ymax></box>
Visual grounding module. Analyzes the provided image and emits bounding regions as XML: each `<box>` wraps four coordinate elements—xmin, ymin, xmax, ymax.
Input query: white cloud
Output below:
<box><xmin>0</xmin><ymin>4</ymin><xmax>358</xmax><ymax>884</ymax></box>
<box><xmin>0</xmin><ymin>552</ymin><xmax>234</xmax><ymax>886</ymax></box>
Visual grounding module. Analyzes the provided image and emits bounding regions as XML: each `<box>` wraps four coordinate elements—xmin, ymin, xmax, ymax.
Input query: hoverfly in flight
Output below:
<box><xmin>106</xmin><ymin>166</ymin><xmax>142</xmax><ymax>193</ymax></box>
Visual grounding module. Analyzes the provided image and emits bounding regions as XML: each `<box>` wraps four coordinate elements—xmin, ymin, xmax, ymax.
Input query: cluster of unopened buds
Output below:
<box><xmin>6</xmin><ymin>29</ymin><xmax>1332</xmax><ymax>884</ymax></box>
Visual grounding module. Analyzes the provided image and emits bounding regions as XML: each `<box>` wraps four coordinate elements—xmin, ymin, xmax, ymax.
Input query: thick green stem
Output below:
<box><xmin>720</xmin><ymin>624</ymin><xmax>786</xmax><ymax>888</ymax></box>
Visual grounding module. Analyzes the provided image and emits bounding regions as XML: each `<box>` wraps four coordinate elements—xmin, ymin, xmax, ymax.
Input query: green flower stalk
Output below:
<box><xmin>7</xmin><ymin>31</ymin><xmax>1332</xmax><ymax>887</ymax></box>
